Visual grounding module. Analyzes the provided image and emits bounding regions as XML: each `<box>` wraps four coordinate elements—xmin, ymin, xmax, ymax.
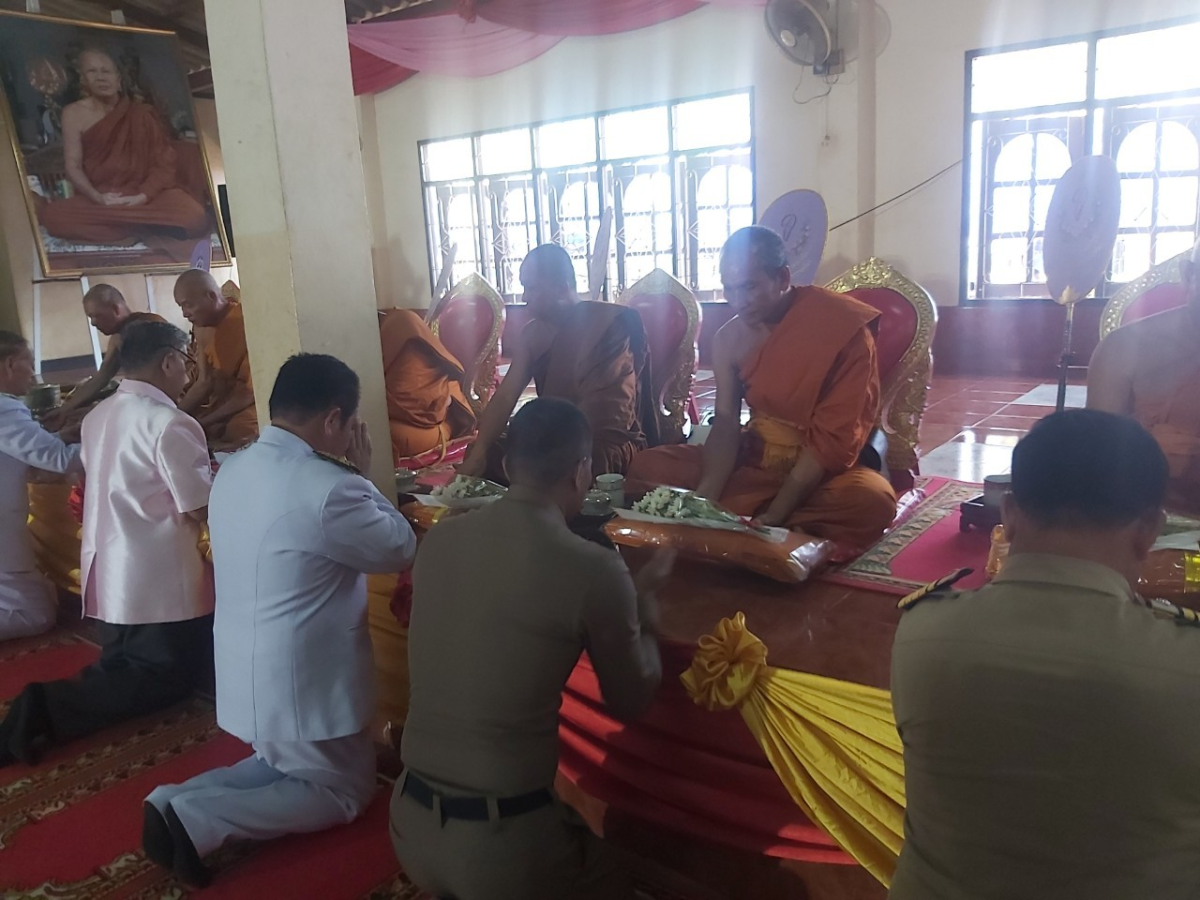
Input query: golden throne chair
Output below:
<box><xmin>618</xmin><ymin>268</ymin><xmax>701</xmax><ymax>445</ymax></box>
<box><xmin>391</xmin><ymin>273</ymin><xmax>504</xmax><ymax>471</ymax></box>
<box><xmin>431</xmin><ymin>273</ymin><xmax>505</xmax><ymax>414</ymax></box>
<box><xmin>825</xmin><ymin>258</ymin><xmax>938</xmax><ymax>496</ymax></box>
<box><xmin>1099</xmin><ymin>250</ymin><xmax>1191</xmax><ymax>340</ymax></box>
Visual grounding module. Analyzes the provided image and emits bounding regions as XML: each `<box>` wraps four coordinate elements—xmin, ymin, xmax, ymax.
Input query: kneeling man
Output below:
<box><xmin>144</xmin><ymin>353</ymin><xmax>416</xmax><ymax>887</ymax></box>
<box><xmin>627</xmin><ymin>226</ymin><xmax>896</xmax><ymax>547</ymax></box>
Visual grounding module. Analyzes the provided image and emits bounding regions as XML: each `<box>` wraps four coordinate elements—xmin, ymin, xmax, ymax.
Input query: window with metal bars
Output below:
<box><xmin>964</xmin><ymin>19</ymin><xmax>1200</xmax><ymax>300</ymax></box>
<box><xmin>418</xmin><ymin>90</ymin><xmax>754</xmax><ymax>299</ymax></box>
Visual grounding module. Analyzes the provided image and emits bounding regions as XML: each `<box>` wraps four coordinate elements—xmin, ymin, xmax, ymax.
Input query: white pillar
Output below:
<box><xmin>203</xmin><ymin>0</ymin><xmax>391</xmax><ymax>490</ymax></box>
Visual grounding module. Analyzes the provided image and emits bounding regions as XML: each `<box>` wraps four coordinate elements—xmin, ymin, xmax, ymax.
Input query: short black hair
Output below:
<box><xmin>0</xmin><ymin>330</ymin><xmax>28</xmax><ymax>363</ymax></box>
<box><xmin>119</xmin><ymin>321</ymin><xmax>188</xmax><ymax>371</ymax></box>
<box><xmin>1011</xmin><ymin>410</ymin><xmax>1167</xmax><ymax>529</ymax></box>
<box><xmin>268</xmin><ymin>353</ymin><xmax>359</xmax><ymax>424</ymax></box>
<box><xmin>521</xmin><ymin>243</ymin><xmax>577</xmax><ymax>291</ymax></box>
<box><xmin>505</xmin><ymin>398</ymin><xmax>592</xmax><ymax>487</ymax></box>
<box><xmin>721</xmin><ymin>225</ymin><xmax>788</xmax><ymax>273</ymax></box>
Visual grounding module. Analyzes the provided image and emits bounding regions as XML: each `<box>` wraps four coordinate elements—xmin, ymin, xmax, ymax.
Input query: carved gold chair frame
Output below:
<box><xmin>431</xmin><ymin>273</ymin><xmax>505</xmax><ymax>414</ymax></box>
<box><xmin>825</xmin><ymin>258</ymin><xmax>937</xmax><ymax>479</ymax></box>
<box><xmin>618</xmin><ymin>268</ymin><xmax>701</xmax><ymax>445</ymax></box>
<box><xmin>1099</xmin><ymin>250</ymin><xmax>1190</xmax><ymax>340</ymax></box>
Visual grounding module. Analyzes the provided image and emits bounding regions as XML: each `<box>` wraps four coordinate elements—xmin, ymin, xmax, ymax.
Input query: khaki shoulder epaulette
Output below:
<box><xmin>1141</xmin><ymin>595</ymin><xmax>1200</xmax><ymax>628</ymax></box>
<box><xmin>898</xmin><ymin>567</ymin><xmax>974</xmax><ymax>611</ymax></box>
<box><xmin>313</xmin><ymin>451</ymin><xmax>361</xmax><ymax>475</ymax></box>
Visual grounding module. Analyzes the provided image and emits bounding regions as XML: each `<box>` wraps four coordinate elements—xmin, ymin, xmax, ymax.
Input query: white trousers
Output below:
<box><xmin>145</xmin><ymin>729</ymin><xmax>376</xmax><ymax>857</ymax></box>
<box><xmin>0</xmin><ymin>571</ymin><xmax>56</xmax><ymax>641</ymax></box>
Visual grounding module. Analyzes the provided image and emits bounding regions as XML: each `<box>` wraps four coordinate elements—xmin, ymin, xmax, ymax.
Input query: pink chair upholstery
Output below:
<box><xmin>826</xmin><ymin>259</ymin><xmax>937</xmax><ymax>495</ymax></box>
<box><xmin>843</xmin><ymin>287</ymin><xmax>919</xmax><ymax>387</ymax></box>
<box><xmin>618</xmin><ymin>269</ymin><xmax>700</xmax><ymax>445</ymax></box>
<box><xmin>431</xmin><ymin>273</ymin><xmax>505</xmax><ymax>413</ymax></box>
<box><xmin>1100</xmin><ymin>251</ymin><xmax>1191</xmax><ymax>340</ymax></box>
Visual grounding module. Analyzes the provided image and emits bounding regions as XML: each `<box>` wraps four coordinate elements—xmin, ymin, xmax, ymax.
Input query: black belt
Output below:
<box><xmin>402</xmin><ymin>772</ymin><xmax>553</xmax><ymax>821</ymax></box>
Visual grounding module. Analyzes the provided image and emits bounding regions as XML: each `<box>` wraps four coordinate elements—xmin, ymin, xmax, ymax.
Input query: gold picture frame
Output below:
<box><xmin>0</xmin><ymin>10</ymin><xmax>231</xmax><ymax>278</ymax></box>
<box><xmin>826</xmin><ymin>257</ymin><xmax>938</xmax><ymax>479</ymax></box>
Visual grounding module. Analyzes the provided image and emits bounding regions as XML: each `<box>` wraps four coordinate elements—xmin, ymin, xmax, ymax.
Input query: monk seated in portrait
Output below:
<box><xmin>627</xmin><ymin>226</ymin><xmax>897</xmax><ymax>549</ymax></box>
<box><xmin>379</xmin><ymin>307</ymin><xmax>476</xmax><ymax>464</ymax></box>
<box><xmin>37</xmin><ymin>47</ymin><xmax>209</xmax><ymax>247</ymax></box>
<box><xmin>42</xmin><ymin>283</ymin><xmax>166</xmax><ymax>433</ymax></box>
<box><xmin>174</xmin><ymin>270</ymin><xmax>257</xmax><ymax>452</ymax></box>
<box><xmin>1087</xmin><ymin>241</ymin><xmax>1200</xmax><ymax>518</ymax></box>
<box><xmin>459</xmin><ymin>244</ymin><xmax>659</xmax><ymax>481</ymax></box>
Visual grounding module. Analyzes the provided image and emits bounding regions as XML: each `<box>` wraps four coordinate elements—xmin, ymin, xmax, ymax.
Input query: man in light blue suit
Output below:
<box><xmin>143</xmin><ymin>353</ymin><xmax>416</xmax><ymax>887</ymax></box>
<box><xmin>0</xmin><ymin>331</ymin><xmax>81</xmax><ymax>642</ymax></box>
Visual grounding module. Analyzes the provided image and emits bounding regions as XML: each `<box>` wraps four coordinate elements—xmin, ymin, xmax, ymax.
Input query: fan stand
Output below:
<box><xmin>1055</xmin><ymin>299</ymin><xmax>1075</xmax><ymax>414</ymax></box>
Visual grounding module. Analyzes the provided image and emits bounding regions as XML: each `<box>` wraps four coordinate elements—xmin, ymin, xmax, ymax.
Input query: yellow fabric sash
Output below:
<box><xmin>746</xmin><ymin>414</ymin><xmax>807</xmax><ymax>477</ymax></box>
<box><xmin>681</xmin><ymin>613</ymin><xmax>905</xmax><ymax>886</ymax></box>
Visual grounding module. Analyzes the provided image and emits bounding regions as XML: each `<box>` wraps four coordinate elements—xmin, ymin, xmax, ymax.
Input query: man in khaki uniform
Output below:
<box><xmin>891</xmin><ymin>409</ymin><xmax>1200</xmax><ymax>900</ymax></box>
<box><xmin>391</xmin><ymin>397</ymin><xmax>671</xmax><ymax>900</ymax></box>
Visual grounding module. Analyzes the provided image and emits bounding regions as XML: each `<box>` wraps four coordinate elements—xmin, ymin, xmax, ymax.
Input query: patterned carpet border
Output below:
<box><xmin>828</xmin><ymin>478</ymin><xmax>981</xmax><ymax>593</ymax></box>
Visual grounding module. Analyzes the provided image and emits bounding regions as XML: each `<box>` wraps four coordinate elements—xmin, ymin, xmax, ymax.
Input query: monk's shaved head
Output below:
<box><xmin>83</xmin><ymin>283</ymin><xmax>125</xmax><ymax>308</ymax></box>
<box><xmin>77</xmin><ymin>47</ymin><xmax>121</xmax><ymax>101</ymax></box>
<box><xmin>174</xmin><ymin>268</ymin><xmax>228</xmax><ymax>328</ymax></box>
<box><xmin>82</xmin><ymin>283</ymin><xmax>131</xmax><ymax>336</ymax></box>
<box><xmin>521</xmin><ymin>244</ymin><xmax>577</xmax><ymax>290</ymax></box>
<box><xmin>722</xmin><ymin>226</ymin><xmax>788</xmax><ymax>275</ymax></box>
<box><xmin>520</xmin><ymin>244</ymin><xmax>578</xmax><ymax>323</ymax></box>
<box><xmin>720</xmin><ymin>226</ymin><xmax>793</xmax><ymax>326</ymax></box>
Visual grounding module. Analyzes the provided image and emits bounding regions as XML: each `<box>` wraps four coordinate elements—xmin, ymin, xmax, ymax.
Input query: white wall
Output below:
<box><xmin>364</xmin><ymin>0</ymin><xmax>1199</xmax><ymax>309</ymax></box>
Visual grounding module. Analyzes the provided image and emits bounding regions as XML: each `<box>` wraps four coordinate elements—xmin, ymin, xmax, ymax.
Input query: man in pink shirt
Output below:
<box><xmin>0</xmin><ymin>321</ymin><xmax>215</xmax><ymax>766</ymax></box>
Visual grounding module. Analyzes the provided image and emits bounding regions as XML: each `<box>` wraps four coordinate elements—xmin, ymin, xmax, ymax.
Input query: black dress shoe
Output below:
<box><xmin>164</xmin><ymin>804</ymin><xmax>212</xmax><ymax>888</ymax></box>
<box><xmin>142</xmin><ymin>802</ymin><xmax>174</xmax><ymax>869</ymax></box>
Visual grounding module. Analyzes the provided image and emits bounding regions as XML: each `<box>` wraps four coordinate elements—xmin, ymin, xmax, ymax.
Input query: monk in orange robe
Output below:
<box><xmin>174</xmin><ymin>270</ymin><xmax>257</xmax><ymax>451</ymax></box>
<box><xmin>459</xmin><ymin>244</ymin><xmax>658</xmax><ymax>481</ymax></box>
<box><xmin>1087</xmin><ymin>241</ymin><xmax>1200</xmax><ymax>517</ymax></box>
<box><xmin>37</xmin><ymin>49</ymin><xmax>210</xmax><ymax>246</ymax></box>
<box><xmin>42</xmin><ymin>284</ymin><xmax>166</xmax><ymax>433</ymax></box>
<box><xmin>627</xmin><ymin>226</ymin><xmax>897</xmax><ymax>548</ymax></box>
<box><xmin>379</xmin><ymin>307</ymin><xmax>476</xmax><ymax>463</ymax></box>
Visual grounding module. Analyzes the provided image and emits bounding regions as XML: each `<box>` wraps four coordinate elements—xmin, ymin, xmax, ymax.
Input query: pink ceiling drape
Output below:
<box><xmin>348</xmin><ymin>0</ymin><xmax>767</xmax><ymax>95</ymax></box>
<box><xmin>478</xmin><ymin>0</ymin><xmax>705</xmax><ymax>36</ymax></box>
<box><xmin>347</xmin><ymin>16</ymin><xmax>563</xmax><ymax>79</ymax></box>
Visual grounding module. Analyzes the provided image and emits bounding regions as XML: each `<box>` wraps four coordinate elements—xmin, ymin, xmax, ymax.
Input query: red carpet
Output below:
<box><xmin>822</xmin><ymin>476</ymin><xmax>991</xmax><ymax>595</ymax></box>
<box><xmin>0</xmin><ymin>627</ymin><xmax>691</xmax><ymax>899</ymax></box>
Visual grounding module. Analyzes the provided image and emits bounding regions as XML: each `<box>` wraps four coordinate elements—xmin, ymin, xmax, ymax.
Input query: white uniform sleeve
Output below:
<box><xmin>319</xmin><ymin>473</ymin><xmax>417</xmax><ymax>574</ymax></box>
<box><xmin>0</xmin><ymin>405</ymin><xmax>81</xmax><ymax>474</ymax></box>
<box><xmin>155</xmin><ymin>415</ymin><xmax>213</xmax><ymax>514</ymax></box>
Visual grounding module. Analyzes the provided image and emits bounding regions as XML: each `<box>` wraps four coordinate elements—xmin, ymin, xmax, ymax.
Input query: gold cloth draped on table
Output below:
<box><xmin>27</xmin><ymin>484</ymin><xmax>82</xmax><ymax>595</ymax></box>
<box><xmin>681</xmin><ymin>613</ymin><xmax>904</xmax><ymax>886</ymax></box>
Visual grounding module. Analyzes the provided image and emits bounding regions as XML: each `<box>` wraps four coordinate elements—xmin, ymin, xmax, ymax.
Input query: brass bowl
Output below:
<box><xmin>24</xmin><ymin>383</ymin><xmax>60</xmax><ymax>412</ymax></box>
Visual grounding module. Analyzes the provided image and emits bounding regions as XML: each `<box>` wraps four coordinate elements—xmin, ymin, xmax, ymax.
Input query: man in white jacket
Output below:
<box><xmin>144</xmin><ymin>353</ymin><xmax>416</xmax><ymax>887</ymax></box>
<box><xmin>0</xmin><ymin>331</ymin><xmax>81</xmax><ymax>641</ymax></box>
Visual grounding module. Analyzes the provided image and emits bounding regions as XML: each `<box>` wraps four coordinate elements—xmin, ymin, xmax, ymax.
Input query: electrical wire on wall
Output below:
<box><xmin>792</xmin><ymin>69</ymin><xmax>837</xmax><ymax>105</ymax></box>
<box><xmin>830</xmin><ymin>158</ymin><xmax>963</xmax><ymax>231</ymax></box>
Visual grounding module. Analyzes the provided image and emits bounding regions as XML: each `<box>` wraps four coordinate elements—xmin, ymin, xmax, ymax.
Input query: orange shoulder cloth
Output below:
<box><xmin>742</xmin><ymin>285</ymin><xmax>880</xmax><ymax>425</ymax></box>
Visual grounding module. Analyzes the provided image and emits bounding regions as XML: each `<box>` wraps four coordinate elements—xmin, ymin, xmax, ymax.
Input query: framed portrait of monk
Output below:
<box><xmin>0</xmin><ymin>11</ymin><xmax>230</xmax><ymax>277</ymax></box>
